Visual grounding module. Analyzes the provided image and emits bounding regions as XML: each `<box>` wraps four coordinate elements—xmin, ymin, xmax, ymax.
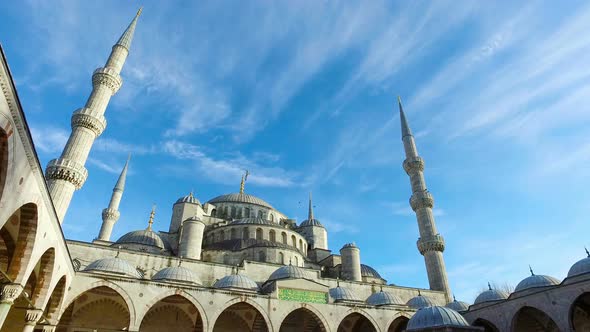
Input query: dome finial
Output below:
<box><xmin>235</xmin><ymin>264</ymin><xmax>240</xmax><ymax>275</ymax></box>
<box><xmin>178</xmin><ymin>256</ymin><xmax>183</xmax><ymax>267</ymax></box>
<box><xmin>453</xmin><ymin>294</ymin><xmax>457</xmax><ymax>302</ymax></box>
<box><xmin>529</xmin><ymin>265</ymin><xmax>534</xmax><ymax>276</ymax></box>
<box><xmin>116</xmin><ymin>245</ymin><xmax>121</xmax><ymax>258</ymax></box>
<box><xmin>487</xmin><ymin>282</ymin><xmax>492</xmax><ymax>290</ymax></box>
<box><xmin>147</xmin><ymin>204</ymin><xmax>156</xmax><ymax>230</ymax></box>
<box><xmin>240</xmin><ymin>170</ymin><xmax>249</xmax><ymax>194</ymax></box>
<box><xmin>418</xmin><ymin>289</ymin><xmax>421</xmax><ymax>296</ymax></box>
<box><xmin>585</xmin><ymin>247</ymin><xmax>590</xmax><ymax>257</ymax></box>
<box><xmin>380</xmin><ymin>285</ymin><xmax>383</xmax><ymax>292</ymax></box>
<box><xmin>336</xmin><ymin>277</ymin><xmax>340</xmax><ymax>287</ymax></box>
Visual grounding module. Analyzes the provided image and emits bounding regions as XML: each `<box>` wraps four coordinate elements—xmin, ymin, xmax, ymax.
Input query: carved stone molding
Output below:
<box><xmin>71</xmin><ymin>108</ymin><xmax>107</xmax><ymax>137</ymax></box>
<box><xmin>417</xmin><ymin>235</ymin><xmax>445</xmax><ymax>255</ymax></box>
<box><xmin>403</xmin><ymin>156</ymin><xmax>424</xmax><ymax>174</ymax></box>
<box><xmin>0</xmin><ymin>283</ymin><xmax>23</xmax><ymax>303</ymax></box>
<box><xmin>45</xmin><ymin>158</ymin><xmax>88</xmax><ymax>189</ymax></box>
<box><xmin>92</xmin><ymin>67</ymin><xmax>122</xmax><ymax>94</ymax></box>
<box><xmin>102</xmin><ymin>207</ymin><xmax>120</xmax><ymax>221</ymax></box>
<box><xmin>24</xmin><ymin>308</ymin><xmax>43</xmax><ymax>324</ymax></box>
<box><xmin>410</xmin><ymin>191</ymin><xmax>434</xmax><ymax>211</ymax></box>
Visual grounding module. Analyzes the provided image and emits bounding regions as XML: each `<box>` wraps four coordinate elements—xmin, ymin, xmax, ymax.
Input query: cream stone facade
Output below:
<box><xmin>1</xmin><ymin>7</ymin><xmax>589</xmax><ymax>332</ymax></box>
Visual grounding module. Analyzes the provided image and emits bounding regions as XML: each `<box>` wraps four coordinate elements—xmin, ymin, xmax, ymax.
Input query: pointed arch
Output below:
<box><xmin>139</xmin><ymin>295</ymin><xmax>204</xmax><ymax>332</ymax></box>
<box><xmin>213</xmin><ymin>299</ymin><xmax>272</xmax><ymax>332</ymax></box>
<box><xmin>511</xmin><ymin>306</ymin><xmax>559</xmax><ymax>332</ymax></box>
<box><xmin>139</xmin><ymin>289</ymin><xmax>208</xmax><ymax>331</ymax></box>
<box><xmin>0</xmin><ymin>124</ymin><xmax>8</xmax><ymax>205</ymax></box>
<box><xmin>472</xmin><ymin>318</ymin><xmax>500</xmax><ymax>332</ymax></box>
<box><xmin>1</xmin><ymin>203</ymin><xmax>38</xmax><ymax>283</ymax></box>
<box><xmin>256</xmin><ymin>228</ymin><xmax>263</xmax><ymax>240</ymax></box>
<box><xmin>29</xmin><ymin>247</ymin><xmax>56</xmax><ymax>308</ymax></box>
<box><xmin>570</xmin><ymin>292</ymin><xmax>590</xmax><ymax>331</ymax></box>
<box><xmin>279</xmin><ymin>305</ymin><xmax>330</xmax><ymax>332</ymax></box>
<box><xmin>387</xmin><ymin>314</ymin><xmax>410</xmax><ymax>332</ymax></box>
<box><xmin>42</xmin><ymin>275</ymin><xmax>67</xmax><ymax>324</ymax></box>
<box><xmin>269</xmin><ymin>230</ymin><xmax>276</xmax><ymax>242</ymax></box>
<box><xmin>337</xmin><ymin>311</ymin><xmax>377</xmax><ymax>332</ymax></box>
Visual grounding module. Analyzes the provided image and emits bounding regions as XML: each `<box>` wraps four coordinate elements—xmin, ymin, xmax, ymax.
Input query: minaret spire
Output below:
<box><xmin>97</xmin><ymin>156</ymin><xmax>130</xmax><ymax>242</ymax></box>
<box><xmin>308</xmin><ymin>192</ymin><xmax>314</xmax><ymax>220</ymax></box>
<box><xmin>45</xmin><ymin>9</ymin><xmax>142</xmax><ymax>221</ymax></box>
<box><xmin>398</xmin><ymin>97</ymin><xmax>452</xmax><ymax>302</ymax></box>
<box><xmin>239</xmin><ymin>170</ymin><xmax>249</xmax><ymax>194</ymax></box>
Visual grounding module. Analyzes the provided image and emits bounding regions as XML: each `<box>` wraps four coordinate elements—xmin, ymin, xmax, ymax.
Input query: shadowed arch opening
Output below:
<box><xmin>140</xmin><ymin>295</ymin><xmax>203</xmax><ymax>332</ymax></box>
<box><xmin>571</xmin><ymin>292</ymin><xmax>590</xmax><ymax>331</ymax></box>
<box><xmin>388</xmin><ymin>316</ymin><xmax>410</xmax><ymax>332</ymax></box>
<box><xmin>512</xmin><ymin>306</ymin><xmax>559</xmax><ymax>332</ymax></box>
<box><xmin>338</xmin><ymin>312</ymin><xmax>376</xmax><ymax>332</ymax></box>
<box><xmin>213</xmin><ymin>302</ymin><xmax>269</xmax><ymax>332</ymax></box>
<box><xmin>1</xmin><ymin>203</ymin><xmax>38</xmax><ymax>283</ymax></box>
<box><xmin>473</xmin><ymin>318</ymin><xmax>500</xmax><ymax>332</ymax></box>
<box><xmin>29</xmin><ymin>247</ymin><xmax>56</xmax><ymax>308</ymax></box>
<box><xmin>57</xmin><ymin>286</ymin><xmax>131</xmax><ymax>332</ymax></box>
<box><xmin>43</xmin><ymin>276</ymin><xmax>67</xmax><ymax>323</ymax></box>
<box><xmin>0</xmin><ymin>127</ymin><xmax>7</xmax><ymax>204</ymax></box>
<box><xmin>280</xmin><ymin>308</ymin><xmax>326</xmax><ymax>332</ymax></box>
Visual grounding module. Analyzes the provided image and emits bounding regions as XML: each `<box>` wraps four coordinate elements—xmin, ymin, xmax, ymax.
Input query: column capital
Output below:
<box><xmin>24</xmin><ymin>308</ymin><xmax>43</xmax><ymax>325</ymax></box>
<box><xmin>40</xmin><ymin>325</ymin><xmax>57</xmax><ymax>332</ymax></box>
<box><xmin>0</xmin><ymin>283</ymin><xmax>23</xmax><ymax>304</ymax></box>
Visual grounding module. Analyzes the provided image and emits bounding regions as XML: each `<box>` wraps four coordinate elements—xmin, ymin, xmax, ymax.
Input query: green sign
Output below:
<box><xmin>278</xmin><ymin>288</ymin><xmax>327</xmax><ymax>304</ymax></box>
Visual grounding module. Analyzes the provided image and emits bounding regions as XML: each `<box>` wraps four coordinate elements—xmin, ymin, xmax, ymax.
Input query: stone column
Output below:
<box><xmin>0</xmin><ymin>283</ymin><xmax>23</xmax><ymax>328</ymax></box>
<box><xmin>22</xmin><ymin>308</ymin><xmax>43</xmax><ymax>332</ymax></box>
<box><xmin>40</xmin><ymin>325</ymin><xmax>56</xmax><ymax>332</ymax></box>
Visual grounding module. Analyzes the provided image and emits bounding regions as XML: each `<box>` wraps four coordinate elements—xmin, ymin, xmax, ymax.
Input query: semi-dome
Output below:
<box><xmin>330</xmin><ymin>286</ymin><xmax>358</xmax><ymax>302</ymax></box>
<box><xmin>474</xmin><ymin>285</ymin><xmax>509</xmax><ymax>304</ymax></box>
<box><xmin>115</xmin><ymin>229</ymin><xmax>168</xmax><ymax>250</ymax></box>
<box><xmin>230</xmin><ymin>217</ymin><xmax>274</xmax><ymax>226</ymax></box>
<box><xmin>446</xmin><ymin>296</ymin><xmax>470</xmax><ymax>312</ymax></box>
<box><xmin>361</xmin><ymin>264</ymin><xmax>383</xmax><ymax>279</ymax></box>
<box><xmin>84</xmin><ymin>257</ymin><xmax>141</xmax><ymax>278</ymax></box>
<box><xmin>175</xmin><ymin>192</ymin><xmax>200</xmax><ymax>205</ymax></box>
<box><xmin>568</xmin><ymin>252</ymin><xmax>590</xmax><ymax>278</ymax></box>
<box><xmin>300</xmin><ymin>218</ymin><xmax>323</xmax><ymax>227</ymax></box>
<box><xmin>515</xmin><ymin>271</ymin><xmax>560</xmax><ymax>292</ymax></box>
<box><xmin>152</xmin><ymin>266</ymin><xmax>201</xmax><ymax>284</ymax></box>
<box><xmin>366</xmin><ymin>291</ymin><xmax>404</xmax><ymax>306</ymax></box>
<box><xmin>407</xmin><ymin>294</ymin><xmax>436</xmax><ymax>309</ymax></box>
<box><xmin>208</xmin><ymin>193</ymin><xmax>274</xmax><ymax>209</ymax></box>
<box><xmin>407</xmin><ymin>306</ymin><xmax>469</xmax><ymax>331</ymax></box>
<box><xmin>214</xmin><ymin>274</ymin><xmax>259</xmax><ymax>291</ymax></box>
<box><xmin>268</xmin><ymin>265</ymin><xmax>308</xmax><ymax>281</ymax></box>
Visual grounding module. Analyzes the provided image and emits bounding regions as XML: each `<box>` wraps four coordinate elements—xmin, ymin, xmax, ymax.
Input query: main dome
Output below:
<box><xmin>407</xmin><ymin>306</ymin><xmax>469</xmax><ymax>331</ymax></box>
<box><xmin>366</xmin><ymin>291</ymin><xmax>404</xmax><ymax>306</ymax></box>
<box><xmin>84</xmin><ymin>257</ymin><xmax>141</xmax><ymax>278</ymax></box>
<box><xmin>230</xmin><ymin>217</ymin><xmax>274</xmax><ymax>226</ymax></box>
<box><xmin>208</xmin><ymin>193</ymin><xmax>274</xmax><ymax>209</ymax></box>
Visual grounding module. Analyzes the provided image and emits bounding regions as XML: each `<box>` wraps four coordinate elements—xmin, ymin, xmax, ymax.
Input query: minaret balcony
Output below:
<box><xmin>403</xmin><ymin>156</ymin><xmax>425</xmax><ymax>174</ymax></box>
<box><xmin>410</xmin><ymin>191</ymin><xmax>434</xmax><ymax>211</ymax></box>
<box><xmin>92</xmin><ymin>67</ymin><xmax>122</xmax><ymax>94</ymax></box>
<box><xmin>45</xmin><ymin>158</ymin><xmax>88</xmax><ymax>189</ymax></box>
<box><xmin>71</xmin><ymin>108</ymin><xmax>107</xmax><ymax>136</ymax></box>
<box><xmin>102</xmin><ymin>208</ymin><xmax>121</xmax><ymax>221</ymax></box>
<box><xmin>417</xmin><ymin>234</ymin><xmax>445</xmax><ymax>255</ymax></box>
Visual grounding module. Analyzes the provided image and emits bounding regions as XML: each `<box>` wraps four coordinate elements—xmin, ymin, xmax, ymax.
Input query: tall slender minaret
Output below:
<box><xmin>45</xmin><ymin>9</ymin><xmax>142</xmax><ymax>222</ymax></box>
<box><xmin>97</xmin><ymin>156</ymin><xmax>130</xmax><ymax>241</ymax></box>
<box><xmin>398</xmin><ymin>97</ymin><xmax>451</xmax><ymax>302</ymax></box>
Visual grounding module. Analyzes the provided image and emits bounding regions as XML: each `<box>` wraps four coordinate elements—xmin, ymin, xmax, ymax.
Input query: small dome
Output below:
<box><xmin>446</xmin><ymin>298</ymin><xmax>470</xmax><ymax>312</ymax></box>
<box><xmin>152</xmin><ymin>266</ymin><xmax>201</xmax><ymax>284</ymax></box>
<box><xmin>474</xmin><ymin>287</ymin><xmax>509</xmax><ymax>304</ymax></box>
<box><xmin>407</xmin><ymin>306</ymin><xmax>469</xmax><ymax>331</ymax></box>
<box><xmin>341</xmin><ymin>242</ymin><xmax>358</xmax><ymax>249</ymax></box>
<box><xmin>407</xmin><ymin>294</ymin><xmax>436</xmax><ymax>309</ymax></box>
<box><xmin>568</xmin><ymin>255</ymin><xmax>590</xmax><ymax>278</ymax></box>
<box><xmin>329</xmin><ymin>287</ymin><xmax>358</xmax><ymax>302</ymax></box>
<box><xmin>300</xmin><ymin>218</ymin><xmax>323</xmax><ymax>227</ymax></box>
<box><xmin>230</xmin><ymin>217</ymin><xmax>274</xmax><ymax>225</ymax></box>
<box><xmin>84</xmin><ymin>257</ymin><xmax>141</xmax><ymax>278</ymax></box>
<box><xmin>366</xmin><ymin>291</ymin><xmax>404</xmax><ymax>306</ymax></box>
<box><xmin>268</xmin><ymin>265</ymin><xmax>308</xmax><ymax>281</ymax></box>
<box><xmin>115</xmin><ymin>229</ymin><xmax>168</xmax><ymax>250</ymax></box>
<box><xmin>208</xmin><ymin>193</ymin><xmax>274</xmax><ymax>209</ymax></box>
<box><xmin>515</xmin><ymin>273</ymin><xmax>560</xmax><ymax>292</ymax></box>
<box><xmin>175</xmin><ymin>192</ymin><xmax>201</xmax><ymax>205</ymax></box>
<box><xmin>361</xmin><ymin>264</ymin><xmax>383</xmax><ymax>279</ymax></box>
<box><xmin>214</xmin><ymin>274</ymin><xmax>259</xmax><ymax>291</ymax></box>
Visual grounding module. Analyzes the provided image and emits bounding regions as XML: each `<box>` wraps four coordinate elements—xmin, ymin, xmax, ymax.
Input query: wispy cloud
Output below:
<box><xmin>30</xmin><ymin>126</ymin><xmax>69</xmax><ymax>154</ymax></box>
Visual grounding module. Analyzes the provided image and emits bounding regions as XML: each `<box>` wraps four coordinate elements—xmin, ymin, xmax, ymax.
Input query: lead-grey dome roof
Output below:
<box><xmin>446</xmin><ymin>298</ymin><xmax>470</xmax><ymax>312</ymax></box>
<box><xmin>214</xmin><ymin>274</ymin><xmax>259</xmax><ymax>291</ymax></box>
<box><xmin>268</xmin><ymin>265</ymin><xmax>308</xmax><ymax>281</ymax></box>
<box><xmin>152</xmin><ymin>266</ymin><xmax>201</xmax><ymax>284</ymax></box>
<box><xmin>474</xmin><ymin>287</ymin><xmax>509</xmax><ymax>304</ymax></box>
<box><xmin>361</xmin><ymin>264</ymin><xmax>383</xmax><ymax>279</ymax></box>
<box><xmin>407</xmin><ymin>294</ymin><xmax>436</xmax><ymax>309</ymax></box>
<box><xmin>175</xmin><ymin>192</ymin><xmax>200</xmax><ymax>205</ymax></box>
<box><xmin>407</xmin><ymin>306</ymin><xmax>469</xmax><ymax>331</ymax></box>
<box><xmin>568</xmin><ymin>255</ymin><xmax>590</xmax><ymax>278</ymax></box>
<box><xmin>208</xmin><ymin>193</ymin><xmax>274</xmax><ymax>209</ymax></box>
<box><xmin>329</xmin><ymin>287</ymin><xmax>358</xmax><ymax>302</ymax></box>
<box><xmin>366</xmin><ymin>291</ymin><xmax>404</xmax><ymax>306</ymax></box>
<box><xmin>84</xmin><ymin>257</ymin><xmax>141</xmax><ymax>278</ymax></box>
<box><xmin>230</xmin><ymin>217</ymin><xmax>274</xmax><ymax>225</ymax></box>
<box><xmin>300</xmin><ymin>218</ymin><xmax>323</xmax><ymax>227</ymax></box>
<box><xmin>515</xmin><ymin>273</ymin><xmax>560</xmax><ymax>292</ymax></box>
<box><xmin>115</xmin><ymin>229</ymin><xmax>169</xmax><ymax>250</ymax></box>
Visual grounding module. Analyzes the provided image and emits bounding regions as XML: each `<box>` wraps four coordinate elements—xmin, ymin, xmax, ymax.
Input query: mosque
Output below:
<box><xmin>0</xmin><ymin>8</ymin><xmax>589</xmax><ymax>332</ymax></box>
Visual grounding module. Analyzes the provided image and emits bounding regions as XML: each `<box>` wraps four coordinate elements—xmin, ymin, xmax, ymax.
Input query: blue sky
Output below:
<box><xmin>1</xmin><ymin>0</ymin><xmax>590</xmax><ymax>302</ymax></box>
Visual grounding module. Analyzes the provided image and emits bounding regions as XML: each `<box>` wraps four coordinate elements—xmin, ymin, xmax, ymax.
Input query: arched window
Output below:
<box><xmin>258</xmin><ymin>210</ymin><xmax>264</xmax><ymax>219</ymax></box>
<box><xmin>242</xmin><ymin>228</ymin><xmax>249</xmax><ymax>239</ymax></box>
<box><xmin>299</xmin><ymin>239</ymin><xmax>303</xmax><ymax>251</ymax></box>
<box><xmin>291</xmin><ymin>235</ymin><xmax>296</xmax><ymax>247</ymax></box>
<box><xmin>270</xmin><ymin>214</ymin><xmax>274</xmax><ymax>222</ymax></box>
<box><xmin>294</xmin><ymin>256</ymin><xmax>299</xmax><ymax>266</ymax></box>
<box><xmin>279</xmin><ymin>252</ymin><xmax>285</xmax><ymax>264</ymax></box>
<box><xmin>238</xmin><ymin>207</ymin><xmax>243</xmax><ymax>218</ymax></box>
<box><xmin>211</xmin><ymin>209</ymin><xmax>217</xmax><ymax>217</ymax></box>
<box><xmin>223</xmin><ymin>254</ymin><xmax>230</xmax><ymax>264</ymax></box>
<box><xmin>269</xmin><ymin>230</ymin><xmax>276</xmax><ymax>242</ymax></box>
<box><xmin>231</xmin><ymin>206</ymin><xmax>237</xmax><ymax>218</ymax></box>
<box><xmin>258</xmin><ymin>251</ymin><xmax>266</xmax><ymax>262</ymax></box>
<box><xmin>220</xmin><ymin>230</ymin><xmax>226</xmax><ymax>241</ymax></box>
<box><xmin>230</xmin><ymin>228</ymin><xmax>237</xmax><ymax>239</ymax></box>
<box><xmin>224</xmin><ymin>206</ymin><xmax>229</xmax><ymax>218</ymax></box>
<box><xmin>256</xmin><ymin>228</ymin><xmax>263</xmax><ymax>240</ymax></box>
<box><xmin>245</xmin><ymin>207</ymin><xmax>251</xmax><ymax>217</ymax></box>
<box><xmin>282</xmin><ymin>232</ymin><xmax>287</xmax><ymax>244</ymax></box>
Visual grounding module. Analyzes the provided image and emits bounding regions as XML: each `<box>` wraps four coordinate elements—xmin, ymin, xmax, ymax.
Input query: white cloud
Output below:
<box><xmin>30</xmin><ymin>126</ymin><xmax>68</xmax><ymax>154</ymax></box>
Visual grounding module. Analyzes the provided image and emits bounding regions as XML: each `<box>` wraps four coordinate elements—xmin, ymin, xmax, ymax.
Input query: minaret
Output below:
<box><xmin>97</xmin><ymin>156</ymin><xmax>130</xmax><ymax>241</ymax></box>
<box><xmin>398</xmin><ymin>97</ymin><xmax>451</xmax><ymax>302</ymax></box>
<box><xmin>308</xmin><ymin>192</ymin><xmax>314</xmax><ymax>220</ymax></box>
<box><xmin>45</xmin><ymin>9</ymin><xmax>142</xmax><ymax>222</ymax></box>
